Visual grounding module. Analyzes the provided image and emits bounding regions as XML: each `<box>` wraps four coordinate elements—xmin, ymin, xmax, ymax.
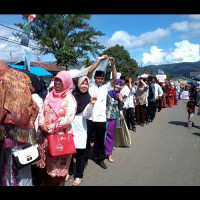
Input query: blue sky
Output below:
<box><xmin>1</xmin><ymin>14</ymin><xmax>200</xmax><ymax>67</ymax></box>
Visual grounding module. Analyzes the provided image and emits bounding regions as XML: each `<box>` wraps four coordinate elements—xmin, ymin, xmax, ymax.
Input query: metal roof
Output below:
<box><xmin>8</xmin><ymin>64</ymin><xmax>53</xmax><ymax>76</ymax></box>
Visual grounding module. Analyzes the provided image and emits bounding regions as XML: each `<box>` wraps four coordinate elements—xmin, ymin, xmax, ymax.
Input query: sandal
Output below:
<box><xmin>72</xmin><ymin>178</ymin><xmax>82</xmax><ymax>186</ymax></box>
<box><xmin>65</xmin><ymin>174</ymin><xmax>73</xmax><ymax>182</ymax></box>
<box><xmin>108</xmin><ymin>155</ymin><xmax>114</xmax><ymax>163</ymax></box>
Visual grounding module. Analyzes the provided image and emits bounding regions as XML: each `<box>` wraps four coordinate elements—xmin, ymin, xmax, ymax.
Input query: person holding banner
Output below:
<box><xmin>85</xmin><ymin>55</ymin><xmax>117</xmax><ymax>169</ymax></box>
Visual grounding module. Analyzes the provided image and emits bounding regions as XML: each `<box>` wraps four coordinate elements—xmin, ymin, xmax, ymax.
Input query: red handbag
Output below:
<box><xmin>47</xmin><ymin>122</ymin><xmax>77</xmax><ymax>156</ymax></box>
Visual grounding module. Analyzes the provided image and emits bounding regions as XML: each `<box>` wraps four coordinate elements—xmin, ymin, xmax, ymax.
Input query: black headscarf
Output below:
<box><xmin>22</xmin><ymin>71</ymin><xmax>44</xmax><ymax>99</ymax></box>
<box><xmin>72</xmin><ymin>76</ymin><xmax>91</xmax><ymax>115</ymax></box>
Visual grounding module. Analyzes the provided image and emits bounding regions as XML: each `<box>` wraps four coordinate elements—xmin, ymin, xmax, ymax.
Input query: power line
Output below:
<box><xmin>0</xmin><ymin>35</ymin><xmax>43</xmax><ymax>51</ymax></box>
<box><xmin>0</xmin><ymin>23</ymin><xmax>25</xmax><ymax>35</ymax></box>
<box><xmin>0</xmin><ymin>23</ymin><xmax>43</xmax><ymax>45</ymax></box>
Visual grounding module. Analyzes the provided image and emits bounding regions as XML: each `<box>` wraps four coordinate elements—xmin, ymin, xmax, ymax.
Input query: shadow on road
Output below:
<box><xmin>192</xmin><ymin>133</ymin><xmax>200</xmax><ymax>137</ymax></box>
<box><xmin>168</xmin><ymin>121</ymin><xmax>188</xmax><ymax>127</ymax></box>
<box><xmin>168</xmin><ymin>121</ymin><xmax>200</xmax><ymax>129</ymax></box>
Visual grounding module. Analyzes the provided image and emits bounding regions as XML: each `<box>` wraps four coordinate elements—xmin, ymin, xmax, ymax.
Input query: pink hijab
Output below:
<box><xmin>47</xmin><ymin>71</ymin><xmax>73</xmax><ymax>120</ymax></box>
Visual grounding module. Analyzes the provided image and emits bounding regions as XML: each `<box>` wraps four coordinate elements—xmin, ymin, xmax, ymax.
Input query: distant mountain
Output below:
<box><xmin>141</xmin><ymin>61</ymin><xmax>200</xmax><ymax>78</ymax></box>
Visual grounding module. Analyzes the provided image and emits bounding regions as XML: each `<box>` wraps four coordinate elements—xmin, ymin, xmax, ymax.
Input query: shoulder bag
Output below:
<box><xmin>12</xmin><ymin>130</ymin><xmax>41</xmax><ymax>170</ymax></box>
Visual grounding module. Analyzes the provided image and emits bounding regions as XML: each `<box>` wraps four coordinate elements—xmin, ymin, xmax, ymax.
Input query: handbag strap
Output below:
<box><xmin>54</xmin><ymin>121</ymin><xmax>69</xmax><ymax>135</ymax></box>
<box><xmin>13</xmin><ymin>129</ymin><xmax>33</xmax><ymax>150</ymax></box>
<box><xmin>54</xmin><ymin>121</ymin><xmax>60</xmax><ymax>135</ymax></box>
<box><xmin>28</xmin><ymin>129</ymin><xmax>33</xmax><ymax>145</ymax></box>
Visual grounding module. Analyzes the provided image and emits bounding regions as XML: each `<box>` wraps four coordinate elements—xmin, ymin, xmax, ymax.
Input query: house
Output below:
<box><xmin>190</xmin><ymin>72</ymin><xmax>200</xmax><ymax>79</ymax></box>
<box><xmin>16</xmin><ymin>61</ymin><xmax>66</xmax><ymax>76</ymax></box>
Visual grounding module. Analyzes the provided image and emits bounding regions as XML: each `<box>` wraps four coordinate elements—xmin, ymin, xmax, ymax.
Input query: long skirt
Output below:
<box><xmin>0</xmin><ymin>144</ymin><xmax>33</xmax><ymax>186</ymax></box>
<box><xmin>174</xmin><ymin>93</ymin><xmax>179</xmax><ymax>105</ymax></box>
<box><xmin>135</xmin><ymin>104</ymin><xmax>146</xmax><ymax>124</ymax></box>
<box><xmin>114</xmin><ymin>110</ymin><xmax>131</xmax><ymax>147</ymax></box>
<box><xmin>104</xmin><ymin>119</ymin><xmax>116</xmax><ymax>156</ymax></box>
<box><xmin>162</xmin><ymin>94</ymin><xmax>168</xmax><ymax>108</ymax></box>
<box><xmin>168</xmin><ymin>97</ymin><xmax>174</xmax><ymax>107</ymax></box>
<box><xmin>37</xmin><ymin>167</ymin><xmax>66</xmax><ymax>186</ymax></box>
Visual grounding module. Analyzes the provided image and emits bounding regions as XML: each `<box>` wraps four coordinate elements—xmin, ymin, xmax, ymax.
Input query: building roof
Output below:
<box><xmin>30</xmin><ymin>61</ymin><xmax>66</xmax><ymax>72</ymax></box>
<box><xmin>8</xmin><ymin>64</ymin><xmax>53</xmax><ymax>76</ymax></box>
<box><xmin>190</xmin><ymin>72</ymin><xmax>200</xmax><ymax>76</ymax></box>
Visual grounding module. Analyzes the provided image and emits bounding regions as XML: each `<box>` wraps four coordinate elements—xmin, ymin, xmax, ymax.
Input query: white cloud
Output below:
<box><xmin>170</xmin><ymin>19</ymin><xmax>200</xmax><ymax>38</ymax></box>
<box><xmin>189</xmin><ymin>15</ymin><xmax>200</xmax><ymax>20</ymax></box>
<box><xmin>142</xmin><ymin>40</ymin><xmax>200</xmax><ymax>65</ymax></box>
<box><xmin>166</xmin><ymin>40</ymin><xmax>200</xmax><ymax>63</ymax></box>
<box><xmin>170</xmin><ymin>21</ymin><xmax>189</xmax><ymax>32</ymax></box>
<box><xmin>106</xmin><ymin>30</ymin><xmax>137</xmax><ymax>48</ymax></box>
<box><xmin>0</xmin><ymin>26</ymin><xmax>24</xmax><ymax>62</ymax></box>
<box><xmin>0</xmin><ymin>25</ymin><xmax>41</xmax><ymax>63</ymax></box>
<box><xmin>142</xmin><ymin>46</ymin><xmax>167</xmax><ymax>65</ymax></box>
<box><xmin>106</xmin><ymin>28</ymin><xmax>170</xmax><ymax>49</ymax></box>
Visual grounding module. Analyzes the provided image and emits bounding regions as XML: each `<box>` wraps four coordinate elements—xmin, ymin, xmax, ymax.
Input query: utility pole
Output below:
<box><xmin>33</xmin><ymin>49</ymin><xmax>42</xmax><ymax>62</ymax></box>
<box><xmin>10</xmin><ymin>52</ymin><xmax>12</xmax><ymax>63</ymax></box>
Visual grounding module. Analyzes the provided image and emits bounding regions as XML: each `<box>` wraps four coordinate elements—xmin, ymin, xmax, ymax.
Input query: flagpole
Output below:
<box><xmin>20</xmin><ymin>14</ymin><xmax>37</xmax><ymax>72</ymax></box>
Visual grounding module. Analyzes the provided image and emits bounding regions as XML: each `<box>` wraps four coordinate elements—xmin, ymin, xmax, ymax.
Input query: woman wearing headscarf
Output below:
<box><xmin>168</xmin><ymin>82</ymin><xmax>175</xmax><ymax>107</ymax></box>
<box><xmin>104</xmin><ymin>79</ymin><xmax>124</xmax><ymax>163</ymax></box>
<box><xmin>0</xmin><ymin>62</ymin><xmax>39</xmax><ymax>186</ymax></box>
<box><xmin>35</xmin><ymin>71</ymin><xmax>77</xmax><ymax>186</ymax></box>
<box><xmin>65</xmin><ymin>76</ymin><xmax>97</xmax><ymax>186</ymax></box>
<box><xmin>135</xmin><ymin>78</ymin><xmax>148</xmax><ymax>126</ymax></box>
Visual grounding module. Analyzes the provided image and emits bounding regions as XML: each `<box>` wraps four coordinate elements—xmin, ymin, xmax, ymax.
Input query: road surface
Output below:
<box><xmin>65</xmin><ymin>99</ymin><xmax>200</xmax><ymax>186</ymax></box>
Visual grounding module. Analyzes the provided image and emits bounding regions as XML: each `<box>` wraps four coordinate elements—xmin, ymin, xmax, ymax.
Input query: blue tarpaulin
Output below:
<box><xmin>187</xmin><ymin>79</ymin><xmax>196</xmax><ymax>84</ymax></box>
<box><xmin>8</xmin><ymin>64</ymin><xmax>52</xmax><ymax>76</ymax></box>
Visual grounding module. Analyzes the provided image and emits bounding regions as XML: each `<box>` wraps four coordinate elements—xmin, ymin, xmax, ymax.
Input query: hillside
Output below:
<box><xmin>142</xmin><ymin>61</ymin><xmax>200</xmax><ymax>78</ymax></box>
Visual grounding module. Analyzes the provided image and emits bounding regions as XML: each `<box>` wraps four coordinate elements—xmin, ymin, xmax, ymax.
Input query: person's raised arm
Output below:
<box><xmin>109</xmin><ymin>57</ymin><xmax>117</xmax><ymax>87</ymax></box>
<box><xmin>128</xmin><ymin>77</ymin><xmax>133</xmax><ymax>90</ymax></box>
<box><xmin>87</xmin><ymin>55</ymin><xmax>109</xmax><ymax>79</ymax></box>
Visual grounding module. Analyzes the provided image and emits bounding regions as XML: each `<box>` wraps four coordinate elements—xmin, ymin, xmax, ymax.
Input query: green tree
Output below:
<box><xmin>81</xmin><ymin>56</ymin><xmax>94</xmax><ymax>69</ymax></box>
<box><xmin>15</xmin><ymin>14</ymin><xmax>105</xmax><ymax>69</ymax></box>
<box><xmin>55</xmin><ymin>46</ymin><xmax>79</xmax><ymax>68</ymax></box>
<box><xmin>143</xmin><ymin>67</ymin><xmax>149</xmax><ymax>74</ymax></box>
<box><xmin>101</xmin><ymin>45</ymin><xmax>139</xmax><ymax>80</ymax></box>
<box><xmin>165</xmin><ymin>71</ymin><xmax>170</xmax><ymax>80</ymax></box>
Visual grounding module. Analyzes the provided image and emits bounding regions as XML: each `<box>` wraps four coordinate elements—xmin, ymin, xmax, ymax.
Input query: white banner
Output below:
<box><xmin>180</xmin><ymin>91</ymin><xmax>189</xmax><ymax>100</ymax></box>
<box><xmin>156</xmin><ymin>74</ymin><xmax>167</xmax><ymax>82</ymax></box>
<box><xmin>69</xmin><ymin>58</ymin><xmax>109</xmax><ymax>82</ymax></box>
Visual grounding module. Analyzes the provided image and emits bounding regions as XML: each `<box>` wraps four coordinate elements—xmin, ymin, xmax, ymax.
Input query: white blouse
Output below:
<box><xmin>71</xmin><ymin>104</ymin><xmax>93</xmax><ymax>149</ymax></box>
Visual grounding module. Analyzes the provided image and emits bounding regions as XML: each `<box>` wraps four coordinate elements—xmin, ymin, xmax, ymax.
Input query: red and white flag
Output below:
<box><xmin>28</xmin><ymin>14</ymin><xmax>37</xmax><ymax>22</ymax></box>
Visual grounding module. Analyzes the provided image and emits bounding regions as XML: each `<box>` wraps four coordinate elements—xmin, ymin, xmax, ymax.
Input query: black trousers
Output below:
<box><xmin>125</xmin><ymin>108</ymin><xmax>135</xmax><ymax>129</ymax></box>
<box><xmin>86</xmin><ymin>120</ymin><xmax>106</xmax><ymax>162</ymax></box>
<box><xmin>68</xmin><ymin>148</ymin><xmax>86</xmax><ymax>179</ymax></box>
<box><xmin>156</xmin><ymin>98</ymin><xmax>162</xmax><ymax>111</ymax></box>
<box><xmin>147</xmin><ymin>101</ymin><xmax>157</xmax><ymax>121</ymax></box>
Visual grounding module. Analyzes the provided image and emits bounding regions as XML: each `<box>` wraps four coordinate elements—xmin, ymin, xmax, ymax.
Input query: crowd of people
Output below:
<box><xmin>0</xmin><ymin>56</ymin><xmax>197</xmax><ymax>187</ymax></box>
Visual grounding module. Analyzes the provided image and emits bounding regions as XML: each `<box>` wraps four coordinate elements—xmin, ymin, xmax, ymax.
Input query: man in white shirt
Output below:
<box><xmin>85</xmin><ymin>55</ymin><xmax>117</xmax><ymax>169</ymax></box>
<box><xmin>120</xmin><ymin>76</ymin><xmax>130</xmax><ymax>115</ymax></box>
<box><xmin>148</xmin><ymin>77</ymin><xmax>163</xmax><ymax>122</ymax></box>
<box><xmin>121</xmin><ymin>77</ymin><xmax>136</xmax><ymax>132</ymax></box>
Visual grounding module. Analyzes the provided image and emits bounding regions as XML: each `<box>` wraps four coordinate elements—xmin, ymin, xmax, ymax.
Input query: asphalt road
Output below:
<box><xmin>65</xmin><ymin>99</ymin><xmax>200</xmax><ymax>186</ymax></box>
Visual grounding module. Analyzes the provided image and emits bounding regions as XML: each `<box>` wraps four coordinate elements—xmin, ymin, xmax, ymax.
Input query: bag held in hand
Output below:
<box><xmin>12</xmin><ymin>144</ymin><xmax>41</xmax><ymax>170</ymax></box>
<box><xmin>47</xmin><ymin>122</ymin><xmax>76</xmax><ymax>156</ymax></box>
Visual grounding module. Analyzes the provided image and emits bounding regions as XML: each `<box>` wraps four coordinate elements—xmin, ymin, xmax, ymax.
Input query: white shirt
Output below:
<box><xmin>71</xmin><ymin>104</ymin><xmax>93</xmax><ymax>149</ymax></box>
<box><xmin>125</xmin><ymin>87</ymin><xmax>136</xmax><ymax>109</ymax></box>
<box><xmin>32</xmin><ymin>93</ymin><xmax>43</xmax><ymax>132</ymax></box>
<box><xmin>154</xmin><ymin>83</ymin><xmax>163</xmax><ymax>99</ymax></box>
<box><xmin>120</xmin><ymin>85</ymin><xmax>130</xmax><ymax>108</ymax></box>
<box><xmin>88</xmin><ymin>81</ymin><xmax>113</xmax><ymax>122</ymax></box>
